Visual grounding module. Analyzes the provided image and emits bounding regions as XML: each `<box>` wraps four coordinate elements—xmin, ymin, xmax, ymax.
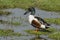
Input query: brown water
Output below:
<box><xmin>0</xmin><ymin>8</ymin><xmax>60</xmax><ymax>40</ymax></box>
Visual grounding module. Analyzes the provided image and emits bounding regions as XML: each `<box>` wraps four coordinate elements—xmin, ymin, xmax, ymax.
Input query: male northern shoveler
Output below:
<box><xmin>24</xmin><ymin>7</ymin><xmax>50</xmax><ymax>32</ymax></box>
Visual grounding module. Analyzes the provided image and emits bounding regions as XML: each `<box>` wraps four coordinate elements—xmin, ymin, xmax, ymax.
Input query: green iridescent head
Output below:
<box><xmin>24</xmin><ymin>7</ymin><xmax>35</xmax><ymax>15</ymax></box>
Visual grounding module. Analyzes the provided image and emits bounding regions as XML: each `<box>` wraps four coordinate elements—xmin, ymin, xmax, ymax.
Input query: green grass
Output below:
<box><xmin>49</xmin><ymin>32</ymin><xmax>60</xmax><ymax>40</ymax></box>
<box><xmin>45</xmin><ymin>18</ymin><xmax>60</xmax><ymax>25</ymax></box>
<box><xmin>0</xmin><ymin>0</ymin><xmax>35</xmax><ymax>9</ymax></box>
<box><xmin>36</xmin><ymin>0</ymin><xmax>60</xmax><ymax>11</ymax></box>
<box><xmin>0</xmin><ymin>29</ymin><xmax>21</xmax><ymax>36</ymax></box>
<box><xmin>0</xmin><ymin>11</ymin><xmax>11</xmax><ymax>16</ymax></box>
<box><xmin>0</xmin><ymin>0</ymin><xmax>60</xmax><ymax>11</ymax></box>
<box><xmin>25</xmin><ymin>27</ymin><xmax>56</xmax><ymax>35</ymax></box>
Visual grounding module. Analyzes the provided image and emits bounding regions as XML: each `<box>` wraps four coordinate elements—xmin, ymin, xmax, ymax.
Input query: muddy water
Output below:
<box><xmin>0</xmin><ymin>8</ymin><xmax>60</xmax><ymax>40</ymax></box>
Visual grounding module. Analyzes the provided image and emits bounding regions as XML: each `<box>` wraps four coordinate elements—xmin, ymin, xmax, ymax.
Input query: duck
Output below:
<box><xmin>24</xmin><ymin>7</ymin><xmax>50</xmax><ymax>32</ymax></box>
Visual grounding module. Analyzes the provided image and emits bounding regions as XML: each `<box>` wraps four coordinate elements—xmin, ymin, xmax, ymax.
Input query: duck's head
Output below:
<box><xmin>24</xmin><ymin>7</ymin><xmax>35</xmax><ymax>15</ymax></box>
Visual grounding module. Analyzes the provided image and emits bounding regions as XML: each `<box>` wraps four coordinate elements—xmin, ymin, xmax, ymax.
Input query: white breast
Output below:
<box><xmin>28</xmin><ymin>15</ymin><xmax>39</xmax><ymax>24</ymax></box>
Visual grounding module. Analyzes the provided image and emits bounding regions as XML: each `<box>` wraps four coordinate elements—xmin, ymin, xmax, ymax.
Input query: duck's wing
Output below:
<box><xmin>35</xmin><ymin>16</ymin><xmax>50</xmax><ymax>26</ymax></box>
<box><xmin>31</xmin><ymin>20</ymin><xmax>41</xmax><ymax>28</ymax></box>
<box><xmin>35</xmin><ymin>16</ymin><xmax>46</xmax><ymax>23</ymax></box>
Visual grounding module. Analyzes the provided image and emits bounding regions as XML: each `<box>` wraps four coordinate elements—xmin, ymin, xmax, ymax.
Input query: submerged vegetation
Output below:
<box><xmin>0</xmin><ymin>20</ymin><xmax>21</xmax><ymax>26</ymax></box>
<box><xmin>25</xmin><ymin>28</ymin><xmax>57</xmax><ymax>35</ymax></box>
<box><xmin>0</xmin><ymin>11</ymin><xmax>11</xmax><ymax>16</ymax></box>
<box><xmin>0</xmin><ymin>0</ymin><xmax>60</xmax><ymax>11</ymax></box>
<box><xmin>49</xmin><ymin>32</ymin><xmax>60</xmax><ymax>40</ymax></box>
<box><xmin>0</xmin><ymin>29</ymin><xmax>21</xmax><ymax>36</ymax></box>
<box><xmin>10</xmin><ymin>21</ymin><xmax>21</xmax><ymax>26</ymax></box>
<box><xmin>45</xmin><ymin>18</ymin><xmax>60</xmax><ymax>25</ymax></box>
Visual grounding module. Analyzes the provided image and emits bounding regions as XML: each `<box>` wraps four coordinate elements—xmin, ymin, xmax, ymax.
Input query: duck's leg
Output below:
<box><xmin>34</xmin><ymin>28</ymin><xmax>39</xmax><ymax>32</ymax></box>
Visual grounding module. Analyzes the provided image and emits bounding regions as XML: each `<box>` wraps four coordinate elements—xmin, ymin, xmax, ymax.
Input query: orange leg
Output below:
<box><xmin>34</xmin><ymin>28</ymin><xmax>39</xmax><ymax>32</ymax></box>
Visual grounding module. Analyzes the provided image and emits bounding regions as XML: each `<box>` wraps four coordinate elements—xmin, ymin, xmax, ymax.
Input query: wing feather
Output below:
<box><xmin>35</xmin><ymin>16</ymin><xmax>50</xmax><ymax>26</ymax></box>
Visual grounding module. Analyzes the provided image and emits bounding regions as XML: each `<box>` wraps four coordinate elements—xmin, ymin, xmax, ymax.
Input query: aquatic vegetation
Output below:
<box><xmin>0</xmin><ymin>20</ymin><xmax>21</xmax><ymax>26</ymax></box>
<box><xmin>49</xmin><ymin>32</ymin><xmax>60</xmax><ymax>40</ymax></box>
<box><xmin>0</xmin><ymin>29</ymin><xmax>21</xmax><ymax>36</ymax></box>
<box><xmin>0</xmin><ymin>0</ymin><xmax>60</xmax><ymax>11</ymax></box>
<box><xmin>45</xmin><ymin>18</ymin><xmax>60</xmax><ymax>25</ymax></box>
<box><xmin>25</xmin><ymin>27</ymin><xmax>57</xmax><ymax>35</ymax></box>
<box><xmin>0</xmin><ymin>11</ymin><xmax>11</xmax><ymax>16</ymax></box>
<box><xmin>10</xmin><ymin>21</ymin><xmax>21</xmax><ymax>26</ymax></box>
<box><xmin>0</xmin><ymin>20</ymin><xmax>8</xmax><ymax>24</ymax></box>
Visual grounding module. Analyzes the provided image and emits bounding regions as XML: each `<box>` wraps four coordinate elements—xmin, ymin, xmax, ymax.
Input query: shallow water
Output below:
<box><xmin>0</xmin><ymin>8</ymin><xmax>60</xmax><ymax>40</ymax></box>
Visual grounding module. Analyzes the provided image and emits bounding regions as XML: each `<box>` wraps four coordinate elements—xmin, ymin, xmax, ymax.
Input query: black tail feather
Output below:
<box><xmin>47</xmin><ymin>23</ymin><xmax>50</xmax><ymax>26</ymax></box>
<box><xmin>46</xmin><ymin>26</ymin><xmax>49</xmax><ymax>29</ymax></box>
